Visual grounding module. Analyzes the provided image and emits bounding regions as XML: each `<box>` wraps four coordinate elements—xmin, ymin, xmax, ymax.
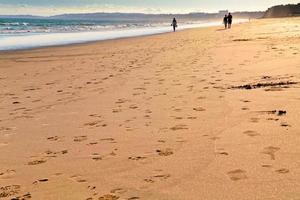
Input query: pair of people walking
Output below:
<box><xmin>223</xmin><ymin>13</ymin><xmax>233</xmax><ymax>29</ymax></box>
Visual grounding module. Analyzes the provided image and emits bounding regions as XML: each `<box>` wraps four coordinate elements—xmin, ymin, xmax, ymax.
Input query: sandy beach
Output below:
<box><xmin>0</xmin><ymin>17</ymin><xmax>300</xmax><ymax>200</ymax></box>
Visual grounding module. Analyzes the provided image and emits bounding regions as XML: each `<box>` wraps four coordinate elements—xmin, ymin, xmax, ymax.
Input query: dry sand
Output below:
<box><xmin>0</xmin><ymin>17</ymin><xmax>300</xmax><ymax>200</ymax></box>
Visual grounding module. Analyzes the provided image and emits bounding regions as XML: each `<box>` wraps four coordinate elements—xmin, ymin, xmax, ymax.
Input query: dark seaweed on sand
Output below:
<box><xmin>231</xmin><ymin>81</ymin><xmax>298</xmax><ymax>90</ymax></box>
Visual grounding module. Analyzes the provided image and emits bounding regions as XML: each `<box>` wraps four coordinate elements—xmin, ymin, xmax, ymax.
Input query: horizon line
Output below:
<box><xmin>0</xmin><ymin>10</ymin><xmax>266</xmax><ymax>17</ymax></box>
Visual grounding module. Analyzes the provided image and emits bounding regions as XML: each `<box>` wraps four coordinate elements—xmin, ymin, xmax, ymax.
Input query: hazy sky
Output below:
<box><xmin>0</xmin><ymin>0</ymin><xmax>299</xmax><ymax>16</ymax></box>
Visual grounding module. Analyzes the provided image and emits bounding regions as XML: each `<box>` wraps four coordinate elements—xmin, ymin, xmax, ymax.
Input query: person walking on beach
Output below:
<box><xmin>227</xmin><ymin>13</ymin><xmax>233</xmax><ymax>29</ymax></box>
<box><xmin>223</xmin><ymin>15</ymin><xmax>228</xmax><ymax>29</ymax></box>
<box><xmin>172</xmin><ymin>18</ymin><xmax>177</xmax><ymax>32</ymax></box>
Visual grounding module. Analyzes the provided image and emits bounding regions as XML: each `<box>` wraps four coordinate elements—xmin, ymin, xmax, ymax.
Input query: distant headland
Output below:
<box><xmin>264</xmin><ymin>3</ymin><xmax>300</xmax><ymax>18</ymax></box>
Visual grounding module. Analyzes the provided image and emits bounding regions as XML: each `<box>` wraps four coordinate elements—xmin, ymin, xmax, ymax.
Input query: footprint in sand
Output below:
<box><xmin>261</xmin><ymin>146</ymin><xmax>280</xmax><ymax>160</ymax></box>
<box><xmin>173</xmin><ymin>108</ymin><xmax>182</xmax><ymax>112</ymax></box>
<box><xmin>267</xmin><ymin>117</ymin><xmax>279</xmax><ymax>121</ymax></box>
<box><xmin>0</xmin><ymin>185</ymin><xmax>21</xmax><ymax>198</ymax></box>
<box><xmin>128</xmin><ymin>156</ymin><xmax>146</xmax><ymax>161</ymax></box>
<box><xmin>144</xmin><ymin>178</ymin><xmax>155</xmax><ymax>183</ymax></box>
<box><xmin>0</xmin><ymin>127</ymin><xmax>13</xmax><ymax>132</ymax></box>
<box><xmin>241</xmin><ymin>107</ymin><xmax>249</xmax><ymax>111</ymax></box>
<box><xmin>275</xmin><ymin>168</ymin><xmax>289</xmax><ymax>174</ymax></box>
<box><xmin>241</xmin><ymin>100</ymin><xmax>251</xmax><ymax>103</ymax></box>
<box><xmin>250</xmin><ymin>118</ymin><xmax>260</xmax><ymax>123</ymax></box>
<box><xmin>84</xmin><ymin>120</ymin><xmax>106</xmax><ymax>128</ymax></box>
<box><xmin>132</xmin><ymin>92</ymin><xmax>141</xmax><ymax>96</ymax></box>
<box><xmin>170</xmin><ymin>124</ymin><xmax>188</xmax><ymax>131</ymax></box>
<box><xmin>176</xmin><ymin>139</ymin><xmax>187</xmax><ymax>143</ymax></box>
<box><xmin>129</xmin><ymin>105</ymin><xmax>138</xmax><ymax>109</ymax></box>
<box><xmin>243</xmin><ymin>130</ymin><xmax>260</xmax><ymax>137</ymax></box>
<box><xmin>12</xmin><ymin>192</ymin><xmax>32</xmax><ymax>199</ymax></box>
<box><xmin>110</xmin><ymin>188</ymin><xmax>127</xmax><ymax>195</ymax></box>
<box><xmin>217</xmin><ymin>150</ymin><xmax>229</xmax><ymax>156</ymax></box>
<box><xmin>100</xmin><ymin>138</ymin><xmax>116</xmax><ymax>143</ymax></box>
<box><xmin>33</xmin><ymin>178</ymin><xmax>49</xmax><ymax>184</ymax></box>
<box><xmin>144</xmin><ymin>173</ymin><xmax>171</xmax><ymax>184</ymax></box>
<box><xmin>44</xmin><ymin>149</ymin><xmax>68</xmax><ymax>157</ymax></box>
<box><xmin>193</xmin><ymin>107</ymin><xmax>206</xmax><ymax>112</ymax></box>
<box><xmin>74</xmin><ymin>136</ymin><xmax>88</xmax><ymax>142</ymax></box>
<box><xmin>187</xmin><ymin>116</ymin><xmax>197</xmax><ymax>120</ymax></box>
<box><xmin>172</xmin><ymin>116</ymin><xmax>183</xmax><ymax>120</ymax></box>
<box><xmin>89</xmin><ymin>114</ymin><xmax>102</xmax><ymax>118</ymax></box>
<box><xmin>145</xmin><ymin>109</ymin><xmax>152</xmax><ymax>114</ymax></box>
<box><xmin>47</xmin><ymin>136</ymin><xmax>62</xmax><ymax>141</ymax></box>
<box><xmin>28</xmin><ymin>159</ymin><xmax>47</xmax><ymax>166</ymax></box>
<box><xmin>281</xmin><ymin>122</ymin><xmax>291</xmax><ymax>127</ymax></box>
<box><xmin>87</xmin><ymin>142</ymin><xmax>98</xmax><ymax>146</ymax></box>
<box><xmin>98</xmin><ymin>194</ymin><xmax>119</xmax><ymax>200</ymax></box>
<box><xmin>153</xmin><ymin>174</ymin><xmax>171</xmax><ymax>180</ymax></box>
<box><xmin>261</xmin><ymin>164</ymin><xmax>272</xmax><ymax>168</ymax></box>
<box><xmin>113</xmin><ymin>109</ymin><xmax>122</xmax><ymax>113</ymax></box>
<box><xmin>0</xmin><ymin>170</ymin><xmax>16</xmax><ymax>179</ymax></box>
<box><xmin>127</xmin><ymin>197</ymin><xmax>140</xmax><ymax>200</ymax></box>
<box><xmin>134</xmin><ymin>87</ymin><xmax>146</xmax><ymax>91</ymax></box>
<box><xmin>156</xmin><ymin>148</ymin><xmax>173</xmax><ymax>156</ymax></box>
<box><xmin>87</xmin><ymin>185</ymin><xmax>98</xmax><ymax>197</ymax></box>
<box><xmin>144</xmin><ymin>114</ymin><xmax>151</xmax><ymax>119</ymax></box>
<box><xmin>91</xmin><ymin>153</ymin><xmax>102</xmax><ymax>161</ymax></box>
<box><xmin>70</xmin><ymin>175</ymin><xmax>87</xmax><ymax>183</ymax></box>
<box><xmin>227</xmin><ymin>169</ymin><xmax>247</xmax><ymax>181</ymax></box>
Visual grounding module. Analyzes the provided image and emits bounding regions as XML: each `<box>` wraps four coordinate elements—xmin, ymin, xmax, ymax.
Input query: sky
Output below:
<box><xmin>0</xmin><ymin>0</ymin><xmax>299</xmax><ymax>16</ymax></box>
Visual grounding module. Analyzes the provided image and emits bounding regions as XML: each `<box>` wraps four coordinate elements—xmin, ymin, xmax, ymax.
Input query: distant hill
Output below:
<box><xmin>0</xmin><ymin>11</ymin><xmax>264</xmax><ymax>22</ymax></box>
<box><xmin>264</xmin><ymin>3</ymin><xmax>300</xmax><ymax>18</ymax></box>
<box><xmin>0</xmin><ymin>15</ymin><xmax>42</xmax><ymax>19</ymax></box>
<box><xmin>50</xmin><ymin>12</ymin><xmax>264</xmax><ymax>21</ymax></box>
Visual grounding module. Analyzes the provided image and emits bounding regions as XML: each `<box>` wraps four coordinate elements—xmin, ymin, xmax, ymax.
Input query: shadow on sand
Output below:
<box><xmin>216</xmin><ymin>28</ymin><xmax>227</xmax><ymax>31</ymax></box>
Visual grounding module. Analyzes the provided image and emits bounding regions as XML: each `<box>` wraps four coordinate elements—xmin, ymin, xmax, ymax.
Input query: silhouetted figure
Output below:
<box><xmin>172</xmin><ymin>18</ymin><xmax>177</xmax><ymax>32</ymax></box>
<box><xmin>227</xmin><ymin>13</ymin><xmax>233</xmax><ymax>28</ymax></box>
<box><xmin>223</xmin><ymin>15</ymin><xmax>228</xmax><ymax>29</ymax></box>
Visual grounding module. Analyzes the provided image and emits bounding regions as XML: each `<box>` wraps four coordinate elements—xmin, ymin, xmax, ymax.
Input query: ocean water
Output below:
<box><xmin>0</xmin><ymin>18</ymin><xmax>247</xmax><ymax>51</ymax></box>
<box><xmin>0</xmin><ymin>18</ymin><xmax>169</xmax><ymax>34</ymax></box>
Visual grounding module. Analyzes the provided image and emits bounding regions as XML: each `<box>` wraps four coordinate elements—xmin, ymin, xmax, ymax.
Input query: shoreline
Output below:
<box><xmin>0</xmin><ymin>19</ymin><xmax>250</xmax><ymax>53</ymax></box>
<box><xmin>0</xmin><ymin>26</ymin><xmax>208</xmax><ymax>54</ymax></box>
<box><xmin>0</xmin><ymin>29</ymin><xmax>182</xmax><ymax>54</ymax></box>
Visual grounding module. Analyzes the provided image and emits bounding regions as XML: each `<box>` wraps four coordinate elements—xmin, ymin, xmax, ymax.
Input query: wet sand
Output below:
<box><xmin>0</xmin><ymin>17</ymin><xmax>300</xmax><ymax>200</ymax></box>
